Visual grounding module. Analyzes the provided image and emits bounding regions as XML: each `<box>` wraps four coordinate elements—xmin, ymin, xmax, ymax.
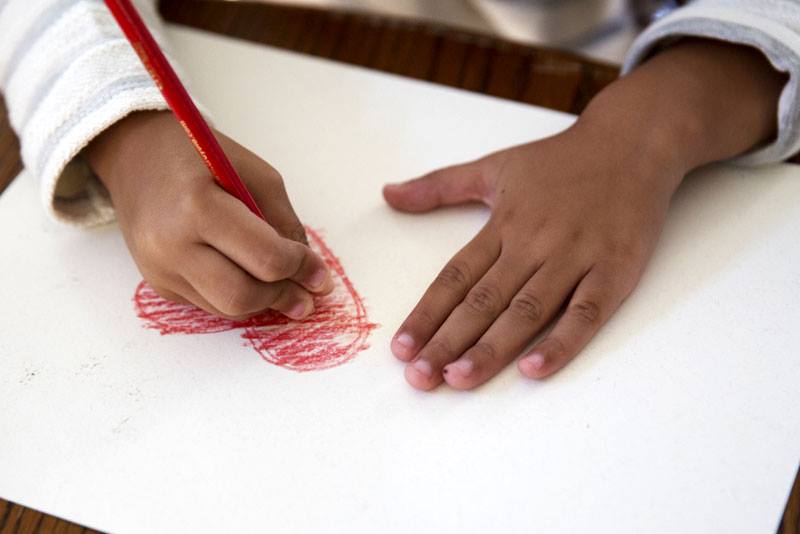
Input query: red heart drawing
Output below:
<box><xmin>134</xmin><ymin>228</ymin><xmax>378</xmax><ymax>372</ymax></box>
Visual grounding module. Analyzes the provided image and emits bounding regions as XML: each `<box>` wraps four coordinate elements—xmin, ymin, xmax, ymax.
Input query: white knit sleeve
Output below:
<box><xmin>622</xmin><ymin>0</ymin><xmax>800</xmax><ymax>166</ymax></box>
<box><xmin>0</xmin><ymin>0</ymin><xmax>171</xmax><ymax>226</ymax></box>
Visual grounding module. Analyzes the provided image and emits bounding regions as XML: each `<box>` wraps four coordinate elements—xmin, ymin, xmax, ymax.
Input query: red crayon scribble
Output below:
<box><xmin>134</xmin><ymin>228</ymin><xmax>378</xmax><ymax>372</ymax></box>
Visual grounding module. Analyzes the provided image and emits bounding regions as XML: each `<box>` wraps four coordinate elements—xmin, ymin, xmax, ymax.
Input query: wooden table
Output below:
<box><xmin>0</xmin><ymin>1</ymin><xmax>797</xmax><ymax>532</ymax></box>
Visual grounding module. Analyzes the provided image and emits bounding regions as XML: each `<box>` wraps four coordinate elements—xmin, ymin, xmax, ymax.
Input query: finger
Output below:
<box><xmin>142</xmin><ymin>270</ymin><xmax>228</xmax><ymax>316</ymax></box>
<box><xmin>382</xmin><ymin>159</ymin><xmax>491</xmax><ymax>213</ymax></box>
<box><xmin>215</xmin><ymin>130</ymin><xmax>310</xmax><ymax>246</ymax></box>
<box><xmin>442</xmin><ymin>261</ymin><xmax>586</xmax><ymax>390</ymax></box>
<box><xmin>252</xmin><ymin>181</ymin><xmax>308</xmax><ymax>245</ymax></box>
<box><xmin>143</xmin><ymin>272</ymin><xmax>240</xmax><ymax>319</ymax></box>
<box><xmin>518</xmin><ymin>267</ymin><xmax>633</xmax><ymax>379</ymax></box>
<box><xmin>152</xmin><ymin>277</ymin><xmax>233</xmax><ymax>318</ymax></box>
<box><xmin>183</xmin><ymin>244</ymin><xmax>315</xmax><ymax>320</ymax></box>
<box><xmin>199</xmin><ymin>188</ymin><xmax>333</xmax><ymax>294</ymax></box>
<box><xmin>147</xmin><ymin>283</ymin><xmax>191</xmax><ymax>306</ymax></box>
<box><xmin>405</xmin><ymin>253</ymin><xmax>536</xmax><ymax>391</ymax></box>
<box><xmin>391</xmin><ymin>228</ymin><xmax>500</xmax><ymax>363</ymax></box>
<box><xmin>140</xmin><ymin>270</ymin><xmax>218</xmax><ymax>312</ymax></box>
<box><xmin>242</xmin><ymin>168</ymin><xmax>309</xmax><ymax>247</ymax></box>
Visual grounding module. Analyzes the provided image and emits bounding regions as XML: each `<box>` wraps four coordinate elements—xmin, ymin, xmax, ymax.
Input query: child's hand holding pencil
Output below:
<box><xmin>85</xmin><ymin>110</ymin><xmax>333</xmax><ymax>320</ymax></box>
<box><xmin>93</xmin><ymin>0</ymin><xmax>332</xmax><ymax>321</ymax></box>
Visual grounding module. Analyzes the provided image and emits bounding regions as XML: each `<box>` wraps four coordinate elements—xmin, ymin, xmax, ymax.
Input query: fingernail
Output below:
<box><xmin>393</xmin><ymin>333</ymin><xmax>417</xmax><ymax>360</ymax></box>
<box><xmin>309</xmin><ymin>268</ymin><xmax>330</xmax><ymax>291</ymax></box>
<box><xmin>287</xmin><ymin>301</ymin><xmax>310</xmax><ymax>320</ymax></box>
<box><xmin>395</xmin><ymin>333</ymin><xmax>414</xmax><ymax>349</ymax></box>
<box><xmin>412</xmin><ymin>359</ymin><xmax>432</xmax><ymax>378</ymax></box>
<box><xmin>524</xmin><ymin>353</ymin><xmax>546</xmax><ymax>371</ymax></box>
<box><xmin>444</xmin><ymin>359</ymin><xmax>473</xmax><ymax>376</ymax></box>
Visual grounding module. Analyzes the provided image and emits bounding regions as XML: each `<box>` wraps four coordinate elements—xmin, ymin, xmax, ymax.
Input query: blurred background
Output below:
<box><xmin>257</xmin><ymin>0</ymin><xmax>682</xmax><ymax>62</ymax></box>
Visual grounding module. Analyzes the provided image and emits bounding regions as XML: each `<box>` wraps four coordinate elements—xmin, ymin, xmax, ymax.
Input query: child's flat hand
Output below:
<box><xmin>85</xmin><ymin>111</ymin><xmax>332</xmax><ymax>320</ymax></box>
<box><xmin>384</xmin><ymin>38</ymin><xmax>785</xmax><ymax>390</ymax></box>
<box><xmin>384</xmin><ymin>123</ymin><xmax>679</xmax><ymax>390</ymax></box>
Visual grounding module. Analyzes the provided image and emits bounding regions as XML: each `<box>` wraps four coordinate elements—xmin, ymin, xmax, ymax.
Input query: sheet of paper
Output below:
<box><xmin>1</xmin><ymin>26</ymin><xmax>799</xmax><ymax>534</ymax></box>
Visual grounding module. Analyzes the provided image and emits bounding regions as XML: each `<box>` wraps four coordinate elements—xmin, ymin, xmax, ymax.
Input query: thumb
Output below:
<box><xmin>383</xmin><ymin>161</ymin><xmax>491</xmax><ymax>213</ymax></box>
<box><xmin>226</xmin><ymin>137</ymin><xmax>310</xmax><ymax>246</ymax></box>
<box><xmin>250</xmin><ymin>173</ymin><xmax>309</xmax><ymax>246</ymax></box>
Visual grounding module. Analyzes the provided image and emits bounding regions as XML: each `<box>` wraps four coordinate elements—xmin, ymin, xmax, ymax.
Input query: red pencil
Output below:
<box><xmin>104</xmin><ymin>0</ymin><xmax>266</xmax><ymax>220</ymax></box>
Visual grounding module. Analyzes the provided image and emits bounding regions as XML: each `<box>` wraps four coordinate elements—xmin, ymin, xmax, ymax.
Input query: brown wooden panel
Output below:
<box><xmin>0</xmin><ymin>498</ymin><xmax>103</xmax><ymax>534</ymax></box>
<box><xmin>310</xmin><ymin>11</ymin><xmax>346</xmax><ymax>58</ymax></box>
<box><xmin>522</xmin><ymin>54</ymin><xmax>582</xmax><ymax>111</ymax></box>
<box><xmin>383</xmin><ymin>22</ymin><xmax>417</xmax><ymax>75</ymax></box>
<box><xmin>0</xmin><ymin>97</ymin><xmax>21</xmax><ymax>195</ymax></box>
<box><xmin>459</xmin><ymin>40</ymin><xmax>492</xmax><ymax>92</ymax></box>
<box><xmin>294</xmin><ymin>10</ymin><xmax>327</xmax><ymax>55</ymax></box>
<box><xmin>485</xmin><ymin>45</ymin><xmax>528</xmax><ymax>100</ymax></box>
<box><xmin>430</xmin><ymin>35</ymin><xmax>470</xmax><ymax>88</ymax></box>
<box><xmin>780</xmin><ymin>465</ymin><xmax>800</xmax><ymax>534</ymax></box>
<box><xmin>15</xmin><ymin>507</ymin><xmax>44</xmax><ymax>533</ymax></box>
<box><xmin>335</xmin><ymin>16</ymin><xmax>381</xmax><ymax>66</ymax></box>
<box><xmin>0</xmin><ymin>500</ymin><xmax>10</xmax><ymax>533</ymax></box>
<box><xmin>0</xmin><ymin>501</ymin><xmax>25</xmax><ymax>534</ymax></box>
<box><xmin>158</xmin><ymin>0</ymin><xmax>621</xmax><ymax>114</ymax></box>
<box><xmin>402</xmin><ymin>30</ymin><xmax>439</xmax><ymax>79</ymax></box>
<box><xmin>366</xmin><ymin>20</ymin><xmax>400</xmax><ymax>72</ymax></box>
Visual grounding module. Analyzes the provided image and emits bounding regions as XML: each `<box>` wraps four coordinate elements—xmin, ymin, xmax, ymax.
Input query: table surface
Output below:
<box><xmin>0</xmin><ymin>1</ymin><xmax>797</xmax><ymax>532</ymax></box>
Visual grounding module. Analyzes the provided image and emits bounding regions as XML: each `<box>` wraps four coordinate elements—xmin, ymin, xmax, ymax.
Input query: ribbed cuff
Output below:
<box><xmin>42</xmin><ymin>85</ymin><xmax>168</xmax><ymax>226</ymax></box>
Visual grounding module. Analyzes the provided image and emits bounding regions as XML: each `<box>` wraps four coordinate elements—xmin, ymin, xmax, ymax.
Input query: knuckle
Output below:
<box><xmin>435</xmin><ymin>261</ymin><xmax>471</xmax><ymax>290</ymax></box>
<box><xmin>174</xmin><ymin>187</ymin><xmax>214</xmax><ymax>238</ymax></box>
<box><xmin>268</xmin><ymin>283</ymin><xmax>292</xmax><ymax>309</ymax></box>
<box><xmin>543</xmin><ymin>337</ymin><xmax>567</xmax><ymax>357</ymax></box>
<box><xmin>470</xmin><ymin>342</ymin><xmax>497</xmax><ymax>363</ymax></box>
<box><xmin>464</xmin><ymin>283</ymin><xmax>502</xmax><ymax>316</ymax></box>
<box><xmin>570</xmin><ymin>299</ymin><xmax>601</xmax><ymax>324</ymax></box>
<box><xmin>509</xmin><ymin>291</ymin><xmax>544</xmax><ymax>323</ymax></box>
<box><xmin>265</xmin><ymin>168</ymin><xmax>284</xmax><ymax>185</ymax></box>
<box><xmin>590</xmin><ymin>263</ymin><xmax>640</xmax><ymax>302</ymax></box>
<box><xmin>177</xmin><ymin>187</ymin><xmax>209</xmax><ymax>221</ymax></box>
<box><xmin>604</xmin><ymin>237</ymin><xmax>645</xmax><ymax>262</ymax></box>
<box><xmin>423</xmin><ymin>338</ymin><xmax>454</xmax><ymax>359</ymax></box>
<box><xmin>257</xmin><ymin>168</ymin><xmax>285</xmax><ymax>190</ymax></box>
<box><xmin>568</xmin><ymin>227</ymin><xmax>585</xmax><ymax>244</ymax></box>
<box><xmin>286</xmin><ymin>224</ymin><xmax>308</xmax><ymax>245</ymax></box>
<box><xmin>133</xmin><ymin>227</ymin><xmax>171</xmax><ymax>261</ymax></box>
<box><xmin>261</xmin><ymin>248</ymin><xmax>301</xmax><ymax>281</ymax></box>
<box><xmin>220</xmin><ymin>283</ymin><xmax>257</xmax><ymax>317</ymax></box>
<box><xmin>404</xmin><ymin>307</ymin><xmax>436</xmax><ymax>335</ymax></box>
<box><xmin>601</xmin><ymin>268</ymin><xmax>639</xmax><ymax>300</ymax></box>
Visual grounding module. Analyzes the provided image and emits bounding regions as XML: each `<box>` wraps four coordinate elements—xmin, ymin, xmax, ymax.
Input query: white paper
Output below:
<box><xmin>1</xmin><ymin>26</ymin><xmax>799</xmax><ymax>534</ymax></box>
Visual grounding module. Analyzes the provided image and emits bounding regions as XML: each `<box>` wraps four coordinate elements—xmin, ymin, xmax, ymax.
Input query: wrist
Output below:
<box><xmin>84</xmin><ymin>110</ymin><xmax>175</xmax><ymax>195</ymax></box>
<box><xmin>577</xmin><ymin>39</ymin><xmax>785</xmax><ymax>178</ymax></box>
<box><xmin>576</xmin><ymin>71</ymin><xmax>705</xmax><ymax>180</ymax></box>
<box><xmin>569</xmin><ymin>91</ymin><xmax>690</xmax><ymax>197</ymax></box>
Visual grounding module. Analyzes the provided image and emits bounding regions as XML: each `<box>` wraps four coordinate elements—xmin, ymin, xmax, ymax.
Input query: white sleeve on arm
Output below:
<box><xmin>0</xmin><ymin>0</ymin><xmax>170</xmax><ymax>226</ymax></box>
<box><xmin>622</xmin><ymin>0</ymin><xmax>800</xmax><ymax>166</ymax></box>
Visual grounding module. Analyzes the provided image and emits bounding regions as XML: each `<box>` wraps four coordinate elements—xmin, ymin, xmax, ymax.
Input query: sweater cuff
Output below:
<box><xmin>44</xmin><ymin>85</ymin><xmax>169</xmax><ymax>226</ymax></box>
<box><xmin>622</xmin><ymin>4</ymin><xmax>800</xmax><ymax>166</ymax></box>
<box><xmin>1</xmin><ymin>0</ymin><xmax>176</xmax><ymax>227</ymax></box>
